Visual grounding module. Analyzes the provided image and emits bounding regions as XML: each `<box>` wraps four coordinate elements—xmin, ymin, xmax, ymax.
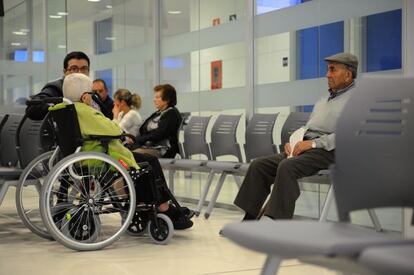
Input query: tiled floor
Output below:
<box><xmin>0</xmin><ymin>188</ymin><xmax>347</xmax><ymax>275</ymax></box>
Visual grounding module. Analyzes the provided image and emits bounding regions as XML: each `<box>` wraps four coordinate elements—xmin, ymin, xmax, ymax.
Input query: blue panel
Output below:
<box><xmin>162</xmin><ymin>57</ymin><xmax>184</xmax><ymax>69</ymax></box>
<box><xmin>297</xmin><ymin>26</ymin><xmax>318</xmax><ymax>80</ymax></box>
<box><xmin>298</xmin><ymin>21</ymin><xmax>344</xmax><ymax>80</ymax></box>
<box><xmin>32</xmin><ymin>50</ymin><xmax>45</xmax><ymax>63</ymax></box>
<box><xmin>256</xmin><ymin>0</ymin><xmax>304</xmax><ymax>15</ymax></box>
<box><xmin>319</xmin><ymin>22</ymin><xmax>344</xmax><ymax>77</ymax></box>
<box><xmin>95</xmin><ymin>18</ymin><xmax>113</xmax><ymax>55</ymax></box>
<box><xmin>366</xmin><ymin>9</ymin><xmax>401</xmax><ymax>72</ymax></box>
<box><xmin>14</xmin><ymin>50</ymin><xmax>28</xmax><ymax>62</ymax></box>
<box><xmin>95</xmin><ymin>69</ymin><xmax>113</xmax><ymax>97</ymax></box>
<box><xmin>296</xmin><ymin>105</ymin><xmax>314</xmax><ymax>112</ymax></box>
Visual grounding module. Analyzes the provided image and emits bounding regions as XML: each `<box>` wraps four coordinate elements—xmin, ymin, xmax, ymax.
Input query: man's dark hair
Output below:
<box><xmin>63</xmin><ymin>51</ymin><xmax>90</xmax><ymax>69</ymax></box>
<box><xmin>93</xmin><ymin>78</ymin><xmax>108</xmax><ymax>91</ymax></box>
<box><xmin>154</xmin><ymin>84</ymin><xmax>177</xmax><ymax>107</ymax></box>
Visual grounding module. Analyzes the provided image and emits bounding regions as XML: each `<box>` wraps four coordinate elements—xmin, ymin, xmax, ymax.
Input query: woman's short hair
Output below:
<box><xmin>114</xmin><ymin>88</ymin><xmax>142</xmax><ymax>110</ymax></box>
<box><xmin>154</xmin><ymin>84</ymin><xmax>177</xmax><ymax>107</ymax></box>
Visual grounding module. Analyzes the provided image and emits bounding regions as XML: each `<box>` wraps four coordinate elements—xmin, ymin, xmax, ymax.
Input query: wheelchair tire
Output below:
<box><xmin>40</xmin><ymin>152</ymin><xmax>136</xmax><ymax>251</ymax></box>
<box><xmin>147</xmin><ymin>213</ymin><xmax>174</xmax><ymax>245</ymax></box>
<box><xmin>16</xmin><ymin>150</ymin><xmax>55</xmax><ymax>240</ymax></box>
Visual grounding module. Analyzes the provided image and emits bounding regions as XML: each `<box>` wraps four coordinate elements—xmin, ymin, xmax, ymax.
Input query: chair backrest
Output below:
<box><xmin>49</xmin><ymin>104</ymin><xmax>83</xmax><ymax>158</ymax></box>
<box><xmin>244</xmin><ymin>113</ymin><xmax>278</xmax><ymax>162</ymax></box>
<box><xmin>280</xmin><ymin>112</ymin><xmax>311</xmax><ymax>152</ymax></box>
<box><xmin>182</xmin><ymin>116</ymin><xmax>212</xmax><ymax>159</ymax></box>
<box><xmin>333</xmin><ymin>77</ymin><xmax>414</xmax><ymax>222</ymax></box>
<box><xmin>0</xmin><ymin>113</ymin><xmax>24</xmax><ymax>167</ymax></box>
<box><xmin>16</xmin><ymin>114</ymin><xmax>55</xmax><ymax>168</ymax></box>
<box><xmin>210</xmin><ymin>114</ymin><xmax>242</xmax><ymax>161</ymax></box>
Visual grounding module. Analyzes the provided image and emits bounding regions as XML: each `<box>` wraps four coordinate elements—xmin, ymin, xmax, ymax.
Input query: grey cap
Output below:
<box><xmin>324</xmin><ymin>52</ymin><xmax>358</xmax><ymax>69</ymax></box>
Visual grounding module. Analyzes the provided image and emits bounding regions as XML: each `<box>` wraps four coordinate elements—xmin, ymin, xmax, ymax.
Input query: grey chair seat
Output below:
<box><xmin>0</xmin><ymin>167</ymin><xmax>23</xmax><ymax>179</ymax></box>
<box><xmin>173</xmin><ymin>159</ymin><xmax>210</xmax><ymax>171</ymax></box>
<box><xmin>222</xmin><ymin>220</ymin><xmax>402</xmax><ymax>259</ymax></box>
<box><xmin>359</xmin><ymin>244</ymin><xmax>414</xmax><ymax>275</ymax></box>
<box><xmin>158</xmin><ymin>158</ymin><xmax>176</xmax><ymax>167</ymax></box>
<box><xmin>206</xmin><ymin>160</ymin><xmax>240</xmax><ymax>172</ymax></box>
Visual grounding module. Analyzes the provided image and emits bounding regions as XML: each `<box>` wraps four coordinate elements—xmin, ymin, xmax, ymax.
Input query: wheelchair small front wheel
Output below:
<box><xmin>147</xmin><ymin>213</ymin><xmax>174</xmax><ymax>245</ymax></box>
<box><xmin>125</xmin><ymin>210</ymin><xmax>148</xmax><ymax>237</ymax></box>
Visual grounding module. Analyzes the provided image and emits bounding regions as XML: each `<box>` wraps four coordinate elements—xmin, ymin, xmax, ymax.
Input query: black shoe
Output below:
<box><xmin>180</xmin><ymin>207</ymin><xmax>195</xmax><ymax>219</ymax></box>
<box><xmin>173</xmin><ymin>217</ymin><xmax>194</xmax><ymax>230</ymax></box>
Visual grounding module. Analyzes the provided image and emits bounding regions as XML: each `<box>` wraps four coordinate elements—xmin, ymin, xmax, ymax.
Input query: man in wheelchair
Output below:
<box><xmin>60</xmin><ymin>73</ymin><xmax>194</xmax><ymax>231</ymax></box>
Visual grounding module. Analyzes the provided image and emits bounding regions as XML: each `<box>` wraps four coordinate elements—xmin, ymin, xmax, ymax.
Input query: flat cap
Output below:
<box><xmin>324</xmin><ymin>52</ymin><xmax>358</xmax><ymax>69</ymax></box>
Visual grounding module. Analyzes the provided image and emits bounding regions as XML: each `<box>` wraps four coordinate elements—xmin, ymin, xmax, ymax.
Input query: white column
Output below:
<box><xmin>403</xmin><ymin>0</ymin><xmax>414</xmax><ymax>239</ymax></box>
<box><xmin>245</xmin><ymin>0</ymin><xmax>254</xmax><ymax>120</ymax></box>
<box><xmin>153</xmin><ymin>0</ymin><xmax>161</xmax><ymax>86</ymax></box>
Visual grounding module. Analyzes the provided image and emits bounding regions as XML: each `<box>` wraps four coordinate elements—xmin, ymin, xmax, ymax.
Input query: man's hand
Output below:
<box><xmin>284</xmin><ymin>142</ymin><xmax>292</xmax><ymax>156</ymax></box>
<box><xmin>292</xmin><ymin>140</ymin><xmax>313</xmax><ymax>156</ymax></box>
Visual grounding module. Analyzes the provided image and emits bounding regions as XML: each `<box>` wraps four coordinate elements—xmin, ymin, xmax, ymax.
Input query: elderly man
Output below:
<box><xmin>234</xmin><ymin>52</ymin><xmax>358</xmax><ymax>221</ymax></box>
<box><xmin>26</xmin><ymin>51</ymin><xmax>90</xmax><ymax>120</ymax></box>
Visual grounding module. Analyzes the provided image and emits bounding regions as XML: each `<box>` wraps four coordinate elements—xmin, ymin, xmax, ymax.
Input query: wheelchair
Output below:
<box><xmin>19</xmin><ymin>98</ymin><xmax>175</xmax><ymax>251</ymax></box>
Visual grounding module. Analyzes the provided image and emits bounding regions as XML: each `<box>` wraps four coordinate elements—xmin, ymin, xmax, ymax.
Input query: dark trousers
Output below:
<box><xmin>234</xmin><ymin>149</ymin><xmax>335</xmax><ymax>219</ymax></box>
<box><xmin>132</xmin><ymin>152</ymin><xmax>170</xmax><ymax>203</ymax></box>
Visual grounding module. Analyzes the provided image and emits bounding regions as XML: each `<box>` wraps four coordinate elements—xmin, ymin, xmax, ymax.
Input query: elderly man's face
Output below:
<box><xmin>326</xmin><ymin>62</ymin><xmax>353</xmax><ymax>92</ymax></box>
<box><xmin>92</xmin><ymin>81</ymin><xmax>108</xmax><ymax>101</ymax></box>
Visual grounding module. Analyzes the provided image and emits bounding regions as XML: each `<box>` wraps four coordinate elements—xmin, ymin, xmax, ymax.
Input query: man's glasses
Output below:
<box><xmin>67</xmin><ymin>66</ymin><xmax>89</xmax><ymax>73</ymax></box>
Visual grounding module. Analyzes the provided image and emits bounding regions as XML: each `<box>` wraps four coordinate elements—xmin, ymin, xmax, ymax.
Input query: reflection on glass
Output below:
<box><xmin>256</xmin><ymin>0</ymin><xmax>309</xmax><ymax>15</ymax></box>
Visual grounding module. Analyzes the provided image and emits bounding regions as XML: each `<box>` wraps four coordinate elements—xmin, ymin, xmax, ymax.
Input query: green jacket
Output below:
<box><xmin>50</xmin><ymin>102</ymin><xmax>138</xmax><ymax>169</ymax></box>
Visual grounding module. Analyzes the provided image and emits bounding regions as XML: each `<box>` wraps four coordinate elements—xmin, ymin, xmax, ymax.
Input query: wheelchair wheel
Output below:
<box><xmin>16</xmin><ymin>151</ymin><xmax>55</xmax><ymax>240</ymax></box>
<box><xmin>147</xmin><ymin>213</ymin><xmax>174</xmax><ymax>245</ymax></box>
<box><xmin>40</xmin><ymin>152</ymin><xmax>136</xmax><ymax>251</ymax></box>
<box><xmin>126</xmin><ymin>210</ymin><xmax>149</xmax><ymax>237</ymax></box>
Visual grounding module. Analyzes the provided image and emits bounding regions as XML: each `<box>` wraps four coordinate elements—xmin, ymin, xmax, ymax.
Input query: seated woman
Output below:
<box><xmin>62</xmin><ymin>73</ymin><xmax>193</xmax><ymax>229</ymax></box>
<box><xmin>112</xmin><ymin>88</ymin><xmax>142</xmax><ymax>137</ymax></box>
<box><xmin>129</xmin><ymin>84</ymin><xmax>181</xmax><ymax>158</ymax></box>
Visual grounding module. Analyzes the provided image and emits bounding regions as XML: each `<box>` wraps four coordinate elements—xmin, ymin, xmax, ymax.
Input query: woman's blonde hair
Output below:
<box><xmin>114</xmin><ymin>88</ymin><xmax>142</xmax><ymax>110</ymax></box>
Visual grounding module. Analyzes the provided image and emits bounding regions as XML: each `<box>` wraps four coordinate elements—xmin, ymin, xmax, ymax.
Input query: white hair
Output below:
<box><xmin>62</xmin><ymin>73</ymin><xmax>92</xmax><ymax>103</ymax></box>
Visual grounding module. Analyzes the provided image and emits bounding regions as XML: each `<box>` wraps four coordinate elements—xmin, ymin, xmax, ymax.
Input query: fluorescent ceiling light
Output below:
<box><xmin>168</xmin><ymin>10</ymin><xmax>182</xmax><ymax>14</ymax></box>
<box><xmin>13</xmin><ymin>31</ymin><xmax>27</xmax><ymax>35</ymax></box>
<box><xmin>58</xmin><ymin>45</ymin><xmax>67</xmax><ymax>49</ymax></box>
<box><xmin>88</xmin><ymin>0</ymin><xmax>101</xmax><ymax>2</ymax></box>
<box><xmin>105</xmin><ymin>37</ymin><xmax>116</xmax><ymax>40</ymax></box>
<box><xmin>20</xmin><ymin>29</ymin><xmax>30</xmax><ymax>33</ymax></box>
<box><xmin>106</xmin><ymin>5</ymin><xmax>112</xmax><ymax>9</ymax></box>
<box><xmin>11</xmin><ymin>42</ymin><xmax>21</xmax><ymax>46</ymax></box>
<box><xmin>57</xmin><ymin>12</ymin><xmax>68</xmax><ymax>16</ymax></box>
<box><xmin>49</xmin><ymin>15</ymin><xmax>62</xmax><ymax>19</ymax></box>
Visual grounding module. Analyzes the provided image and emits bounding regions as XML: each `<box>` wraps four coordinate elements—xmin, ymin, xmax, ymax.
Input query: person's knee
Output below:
<box><xmin>277</xmin><ymin>158</ymin><xmax>295</xmax><ymax>175</ymax></box>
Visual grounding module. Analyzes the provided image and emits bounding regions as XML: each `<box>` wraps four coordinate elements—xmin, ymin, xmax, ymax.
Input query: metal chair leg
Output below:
<box><xmin>195</xmin><ymin>170</ymin><xmax>215</xmax><ymax>216</ymax></box>
<box><xmin>204</xmin><ymin>172</ymin><xmax>228</xmax><ymax>219</ymax></box>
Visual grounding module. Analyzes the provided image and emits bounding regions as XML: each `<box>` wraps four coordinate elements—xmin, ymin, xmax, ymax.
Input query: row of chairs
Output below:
<box><xmin>0</xmin><ymin>109</ymin><xmax>53</xmax><ymax>208</ymax></box>
<box><xmin>159</xmin><ymin>110</ymin><xmax>382</xmax><ymax>231</ymax></box>
<box><xmin>221</xmin><ymin>77</ymin><xmax>414</xmax><ymax>275</ymax></box>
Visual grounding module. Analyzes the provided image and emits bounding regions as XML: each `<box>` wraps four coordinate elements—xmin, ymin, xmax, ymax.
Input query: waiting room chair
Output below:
<box><xmin>358</xmin><ymin>243</ymin><xmax>414</xmax><ymax>275</ymax></box>
<box><xmin>200</xmin><ymin>114</ymin><xmax>243</xmax><ymax>218</ymax></box>
<box><xmin>203</xmin><ymin>113</ymin><xmax>279</xmax><ymax>218</ymax></box>
<box><xmin>280</xmin><ymin>111</ymin><xmax>381</xmax><ymax>229</ymax></box>
<box><xmin>221</xmin><ymin>76</ymin><xmax>414</xmax><ymax>275</ymax></box>
<box><xmin>0</xmin><ymin>113</ymin><xmax>24</xmax><ymax>205</ymax></box>
<box><xmin>160</xmin><ymin>116</ymin><xmax>214</xmax><ymax>213</ymax></box>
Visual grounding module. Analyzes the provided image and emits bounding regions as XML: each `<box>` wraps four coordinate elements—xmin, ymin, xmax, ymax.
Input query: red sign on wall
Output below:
<box><xmin>211</xmin><ymin>60</ymin><xmax>222</xmax><ymax>90</ymax></box>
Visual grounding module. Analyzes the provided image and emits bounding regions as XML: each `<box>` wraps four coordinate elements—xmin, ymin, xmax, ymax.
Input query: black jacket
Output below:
<box><xmin>26</xmin><ymin>79</ymin><xmax>63</xmax><ymax>120</ymax></box>
<box><xmin>134</xmin><ymin>107</ymin><xmax>182</xmax><ymax>158</ymax></box>
<box><xmin>26</xmin><ymin>78</ymin><xmax>113</xmax><ymax>120</ymax></box>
